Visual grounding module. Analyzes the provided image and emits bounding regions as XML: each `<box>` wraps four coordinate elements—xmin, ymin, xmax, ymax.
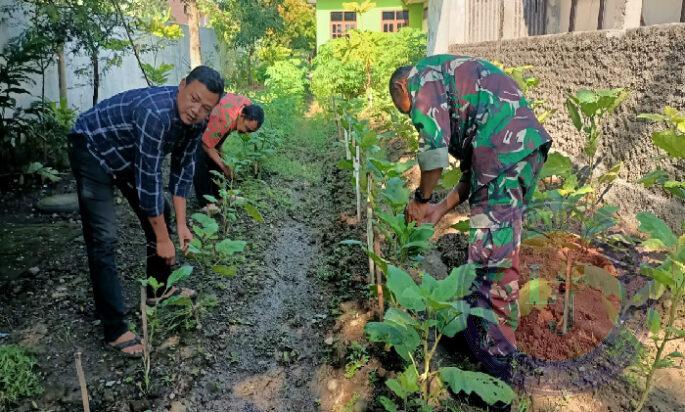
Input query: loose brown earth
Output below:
<box><xmin>515</xmin><ymin>233</ymin><xmax>621</xmax><ymax>361</ymax></box>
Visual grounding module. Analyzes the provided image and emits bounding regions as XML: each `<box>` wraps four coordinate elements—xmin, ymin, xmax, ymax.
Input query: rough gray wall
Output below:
<box><xmin>450</xmin><ymin>23</ymin><xmax>685</xmax><ymax>227</ymax></box>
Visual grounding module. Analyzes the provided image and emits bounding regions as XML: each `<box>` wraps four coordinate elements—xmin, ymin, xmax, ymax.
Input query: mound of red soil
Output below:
<box><xmin>515</xmin><ymin>233</ymin><xmax>621</xmax><ymax>361</ymax></box>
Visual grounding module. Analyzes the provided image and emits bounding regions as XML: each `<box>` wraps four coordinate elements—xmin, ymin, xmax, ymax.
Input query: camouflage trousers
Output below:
<box><xmin>466</xmin><ymin>146</ymin><xmax>548</xmax><ymax>357</ymax></box>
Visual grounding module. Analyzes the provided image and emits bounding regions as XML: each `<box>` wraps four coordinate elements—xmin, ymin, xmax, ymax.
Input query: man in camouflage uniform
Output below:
<box><xmin>389</xmin><ymin>54</ymin><xmax>552</xmax><ymax>379</ymax></box>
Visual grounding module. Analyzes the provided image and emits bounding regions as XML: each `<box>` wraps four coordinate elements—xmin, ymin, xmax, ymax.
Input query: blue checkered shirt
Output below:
<box><xmin>72</xmin><ymin>86</ymin><xmax>204</xmax><ymax>216</ymax></box>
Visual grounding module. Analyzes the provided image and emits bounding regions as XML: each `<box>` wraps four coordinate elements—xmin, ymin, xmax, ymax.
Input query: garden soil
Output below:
<box><xmin>2</xmin><ymin>125</ymin><xmax>685</xmax><ymax>411</ymax></box>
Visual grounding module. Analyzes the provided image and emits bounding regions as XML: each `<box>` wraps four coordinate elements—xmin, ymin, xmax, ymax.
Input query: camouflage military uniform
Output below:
<box><xmin>407</xmin><ymin>55</ymin><xmax>552</xmax><ymax>357</ymax></box>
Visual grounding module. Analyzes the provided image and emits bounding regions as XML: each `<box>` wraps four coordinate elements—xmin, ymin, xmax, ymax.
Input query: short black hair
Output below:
<box><xmin>185</xmin><ymin>65</ymin><xmax>224</xmax><ymax>95</ymax></box>
<box><xmin>389</xmin><ymin>65</ymin><xmax>413</xmax><ymax>101</ymax></box>
<box><xmin>242</xmin><ymin>104</ymin><xmax>264</xmax><ymax>128</ymax></box>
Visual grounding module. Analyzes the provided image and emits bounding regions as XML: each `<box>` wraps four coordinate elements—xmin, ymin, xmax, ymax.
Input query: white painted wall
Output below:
<box><xmin>427</xmin><ymin>0</ymin><xmax>466</xmax><ymax>54</ymax></box>
<box><xmin>1</xmin><ymin>0</ymin><xmax>221</xmax><ymax>115</ymax></box>
<box><xmin>641</xmin><ymin>0</ymin><xmax>683</xmax><ymax>25</ymax></box>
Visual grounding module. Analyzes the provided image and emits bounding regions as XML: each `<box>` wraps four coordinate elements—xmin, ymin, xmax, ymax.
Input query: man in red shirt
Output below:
<box><xmin>193</xmin><ymin>93</ymin><xmax>264</xmax><ymax>208</ymax></box>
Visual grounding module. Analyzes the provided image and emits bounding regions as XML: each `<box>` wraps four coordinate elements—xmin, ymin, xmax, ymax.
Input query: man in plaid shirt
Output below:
<box><xmin>68</xmin><ymin>66</ymin><xmax>224</xmax><ymax>356</ymax></box>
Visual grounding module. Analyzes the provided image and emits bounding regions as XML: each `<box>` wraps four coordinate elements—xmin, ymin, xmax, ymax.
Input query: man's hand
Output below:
<box><xmin>405</xmin><ymin>199</ymin><xmax>429</xmax><ymax>224</ymax></box>
<box><xmin>221</xmin><ymin>164</ymin><xmax>234</xmax><ymax>180</ymax></box>
<box><xmin>177</xmin><ymin>224</ymin><xmax>193</xmax><ymax>254</ymax></box>
<box><xmin>423</xmin><ymin>203</ymin><xmax>446</xmax><ymax>225</ymax></box>
<box><xmin>156</xmin><ymin>238</ymin><xmax>176</xmax><ymax>266</ymax></box>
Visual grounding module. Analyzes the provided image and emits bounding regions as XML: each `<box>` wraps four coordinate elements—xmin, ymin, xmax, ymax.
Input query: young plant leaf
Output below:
<box><xmin>539</xmin><ymin>152</ymin><xmax>573</xmax><ymax>179</ymax></box>
<box><xmin>378</xmin><ymin>396</ymin><xmax>398</xmax><ymax>412</ymax></box>
<box><xmin>647</xmin><ymin>307</ymin><xmax>662</xmax><ymax>335</ymax></box>
<box><xmin>216</xmin><ymin>239</ymin><xmax>247</xmax><ymax>257</ymax></box>
<box><xmin>637</xmin><ymin>212</ymin><xmax>677</xmax><ymax>247</ymax></box>
<box><xmin>639</xmin><ymin>170</ymin><xmax>669</xmax><ymax>188</ymax></box>
<box><xmin>439</xmin><ymin>367</ymin><xmax>515</xmax><ymax>406</ymax></box>
<box><xmin>167</xmin><ymin>265</ymin><xmax>193</xmax><ymax>289</ymax></box>
<box><xmin>652</xmin><ymin>130</ymin><xmax>685</xmax><ymax>159</ymax></box>
<box><xmin>203</xmin><ymin>195</ymin><xmax>219</xmax><ymax>204</ymax></box>
<box><xmin>212</xmin><ymin>265</ymin><xmax>238</xmax><ymax>277</ymax></box>
<box><xmin>451</xmin><ymin>219</ymin><xmax>470</xmax><ymax>232</ymax></box>
<box><xmin>640</xmin><ymin>266</ymin><xmax>674</xmax><ymax>287</ymax></box>
<box><xmin>242</xmin><ymin>204</ymin><xmax>264</xmax><ymax>222</ymax></box>
<box><xmin>386</xmin><ymin>265</ymin><xmax>425</xmax><ymax>311</ymax></box>
<box><xmin>519</xmin><ymin>278</ymin><xmax>553</xmax><ymax>316</ymax></box>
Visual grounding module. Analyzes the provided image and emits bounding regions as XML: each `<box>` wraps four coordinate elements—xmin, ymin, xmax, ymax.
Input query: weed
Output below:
<box><xmin>0</xmin><ymin>344</ymin><xmax>43</xmax><ymax>407</ymax></box>
<box><xmin>344</xmin><ymin>341</ymin><xmax>370</xmax><ymax>379</ymax></box>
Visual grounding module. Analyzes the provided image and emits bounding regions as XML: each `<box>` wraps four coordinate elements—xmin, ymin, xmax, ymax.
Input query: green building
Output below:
<box><xmin>312</xmin><ymin>0</ymin><xmax>427</xmax><ymax>48</ymax></box>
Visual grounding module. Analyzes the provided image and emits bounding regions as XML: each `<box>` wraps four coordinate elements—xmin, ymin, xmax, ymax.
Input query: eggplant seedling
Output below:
<box><xmin>188</xmin><ymin>212</ymin><xmax>247</xmax><ymax>278</ymax></box>
<box><xmin>366</xmin><ymin>264</ymin><xmax>514</xmax><ymax>410</ymax></box>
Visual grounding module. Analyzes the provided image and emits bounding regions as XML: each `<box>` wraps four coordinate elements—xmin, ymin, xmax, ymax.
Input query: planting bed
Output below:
<box><xmin>516</xmin><ymin>233</ymin><xmax>621</xmax><ymax>361</ymax></box>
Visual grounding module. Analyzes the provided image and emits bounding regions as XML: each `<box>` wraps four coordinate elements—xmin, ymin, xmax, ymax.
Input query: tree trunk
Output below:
<box><xmin>186</xmin><ymin>0</ymin><xmax>202</xmax><ymax>69</ymax></box>
<box><xmin>681</xmin><ymin>0</ymin><xmax>685</xmax><ymax>23</ymax></box>
<box><xmin>247</xmin><ymin>48</ymin><xmax>254</xmax><ymax>86</ymax></box>
<box><xmin>91</xmin><ymin>51</ymin><xmax>99</xmax><ymax>106</ymax></box>
<box><xmin>569</xmin><ymin>0</ymin><xmax>578</xmax><ymax>32</ymax></box>
<box><xmin>597</xmin><ymin>0</ymin><xmax>606</xmax><ymax>29</ymax></box>
<box><xmin>111</xmin><ymin>0</ymin><xmax>151</xmax><ymax>86</ymax></box>
<box><xmin>57</xmin><ymin>45</ymin><xmax>68</xmax><ymax>104</ymax></box>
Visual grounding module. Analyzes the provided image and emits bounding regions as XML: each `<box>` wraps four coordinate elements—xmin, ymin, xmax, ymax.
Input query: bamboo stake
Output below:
<box><xmin>374</xmin><ymin>236</ymin><xmax>385</xmax><ymax>320</ymax></box>
<box><xmin>366</xmin><ymin>173</ymin><xmax>375</xmax><ymax>285</ymax></box>
<box><xmin>344</xmin><ymin>129</ymin><xmax>351</xmax><ymax>160</ymax></box>
<box><xmin>354</xmin><ymin>145</ymin><xmax>361</xmax><ymax>222</ymax></box>
<box><xmin>74</xmin><ymin>352</ymin><xmax>90</xmax><ymax>412</ymax></box>
<box><xmin>561</xmin><ymin>250</ymin><xmax>573</xmax><ymax>335</ymax></box>
<box><xmin>140</xmin><ymin>286</ymin><xmax>151</xmax><ymax>387</ymax></box>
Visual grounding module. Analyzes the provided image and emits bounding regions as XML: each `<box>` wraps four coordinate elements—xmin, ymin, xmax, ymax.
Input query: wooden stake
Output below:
<box><xmin>374</xmin><ymin>236</ymin><xmax>385</xmax><ymax>320</ymax></box>
<box><xmin>344</xmin><ymin>129</ymin><xmax>351</xmax><ymax>160</ymax></box>
<box><xmin>366</xmin><ymin>173</ymin><xmax>375</xmax><ymax>285</ymax></box>
<box><xmin>562</xmin><ymin>250</ymin><xmax>573</xmax><ymax>335</ymax></box>
<box><xmin>74</xmin><ymin>352</ymin><xmax>90</xmax><ymax>412</ymax></box>
<box><xmin>354</xmin><ymin>145</ymin><xmax>361</xmax><ymax>222</ymax></box>
<box><xmin>140</xmin><ymin>287</ymin><xmax>151</xmax><ymax>383</ymax></box>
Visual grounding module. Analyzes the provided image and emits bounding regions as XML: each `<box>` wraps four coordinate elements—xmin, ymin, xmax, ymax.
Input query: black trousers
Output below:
<box><xmin>68</xmin><ymin>134</ymin><xmax>172</xmax><ymax>342</ymax></box>
<box><xmin>193</xmin><ymin>148</ymin><xmax>222</xmax><ymax>208</ymax></box>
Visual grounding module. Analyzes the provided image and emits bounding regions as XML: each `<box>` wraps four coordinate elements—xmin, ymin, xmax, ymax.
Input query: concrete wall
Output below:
<box><xmin>1</xmin><ymin>1</ymin><xmax>220</xmax><ymax>114</ymax></box>
<box><xmin>426</xmin><ymin>0</ymin><xmax>466</xmax><ymax>54</ymax></box>
<box><xmin>642</xmin><ymin>0</ymin><xmax>684</xmax><ymax>25</ymax></box>
<box><xmin>450</xmin><ymin>24</ymin><xmax>685</xmax><ymax>226</ymax></box>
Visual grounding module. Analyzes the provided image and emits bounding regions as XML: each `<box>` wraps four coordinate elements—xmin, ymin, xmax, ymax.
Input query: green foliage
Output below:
<box><xmin>376</xmin><ymin>212</ymin><xmax>434</xmax><ymax>264</ymax></box>
<box><xmin>0</xmin><ymin>345</ymin><xmax>43</xmax><ymax>407</ymax></box>
<box><xmin>631</xmin><ymin>213</ymin><xmax>685</xmax><ymax>411</ymax></box>
<box><xmin>188</xmin><ymin>212</ymin><xmax>248</xmax><ymax>277</ymax></box>
<box><xmin>311</xmin><ymin>28</ymin><xmax>426</xmax><ymax>103</ymax></box>
<box><xmin>264</xmin><ymin>59</ymin><xmax>307</xmax><ymax>101</ymax></box>
<box><xmin>269</xmin><ymin>0</ymin><xmax>315</xmax><ymax>52</ymax></box>
<box><xmin>344</xmin><ymin>342</ymin><xmax>370</xmax><ymax>378</ymax></box>
<box><xmin>638</xmin><ymin>106</ymin><xmax>685</xmax><ymax>201</ymax></box>
<box><xmin>366</xmin><ymin>264</ymin><xmax>513</xmax><ymax>407</ymax></box>
<box><xmin>141</xmin><ymin>63</ymin><xmax>174</xmax><ymax>86</ymax></box>
<box><xmin>126</xmin><ymin>0</ymin><xmax>183</xmax><ymax>40</ymax></box>
<box><xmin>565</xmin><ymin>88</ymin><xmax>629</xmax><ymax>180</ymax></box>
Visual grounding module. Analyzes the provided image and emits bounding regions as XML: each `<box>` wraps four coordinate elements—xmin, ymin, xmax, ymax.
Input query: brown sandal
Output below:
<box><xmin>106</xmin><ymin>335</ymin><xmax>144</xmax><ymax>358</ymax></box>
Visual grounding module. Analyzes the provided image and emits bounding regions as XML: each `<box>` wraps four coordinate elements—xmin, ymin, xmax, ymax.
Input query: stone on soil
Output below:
<box><xmin>36</xmin><ymin>193</ymin><xmax>79</xmax><ymax>213</ymax></box>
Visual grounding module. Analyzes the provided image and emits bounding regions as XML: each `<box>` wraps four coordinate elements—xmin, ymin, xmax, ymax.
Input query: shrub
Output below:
<box><xmin>264</xmin><ymin>59</ymin><xmax>307</xmax><ymax>100</ymax></box>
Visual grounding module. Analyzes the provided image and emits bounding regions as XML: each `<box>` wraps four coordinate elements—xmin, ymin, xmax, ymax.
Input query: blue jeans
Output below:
<box><xmin>68</xmin><ymin>134</ymin><xmax>172</xmax><ymax>342</ymax></box>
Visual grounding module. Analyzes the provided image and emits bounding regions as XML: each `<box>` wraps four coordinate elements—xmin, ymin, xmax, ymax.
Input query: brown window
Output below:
<box><xmin>382</xmin><ymin>10</ymin><xmax>409</xmax><ymax>32</ymax></box>
<box><xmin>331</xmin><ymin>11</ymin><xmax>357</xmax><ymax>38</ymax></box>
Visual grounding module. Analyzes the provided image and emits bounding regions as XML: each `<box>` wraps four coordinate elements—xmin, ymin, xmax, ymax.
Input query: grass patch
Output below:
<box><xmin>263</xmin><ymin>115</ymin><xmax>334</xmax><ymax>184</ymax></box>
<box><xmin>0</xmin><ymin>344</ymin><xmax>43</xmax><ymax>407</ymax></box>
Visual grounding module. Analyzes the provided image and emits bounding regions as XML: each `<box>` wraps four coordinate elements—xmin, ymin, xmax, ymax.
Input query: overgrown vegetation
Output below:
<box><xmin>0</xmin><ymin>344</ymin><xmax>43</xmax><ymax>407</ymax></box>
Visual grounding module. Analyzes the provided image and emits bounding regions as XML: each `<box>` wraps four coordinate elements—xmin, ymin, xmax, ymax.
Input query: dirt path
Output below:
<box><xmin>192</xmin><ymin>220</ymin><xmax>328</xmax><ymax>411</ymax></box>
